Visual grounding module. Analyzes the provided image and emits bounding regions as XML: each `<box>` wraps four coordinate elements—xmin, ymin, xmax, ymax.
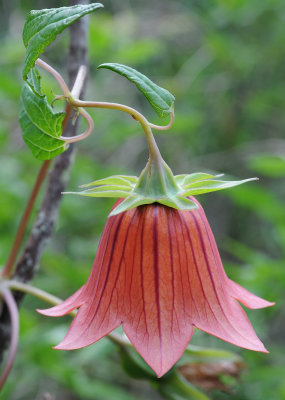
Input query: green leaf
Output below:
<box><xmin>80</xmin><ymin>175</ymin><xmax>138</xmax><ymax>188</ymax></box>
<box><xmin>98</xmin><ymin>63</ymin><xmax>175</xmax><ymax>117</ymax></box>
<box><xmin>182</xmin><ymin>178</ymin><xmax>258</xmax><ymax>196</ymax></box>
<box><xmin>21</xmin><ymin>80</ymin><xmax>65</xmax><ymax>138</ymax></box>
<box><xmin>22</xmin><ymin>3</ymin><xmax>103</xmax><ymax>81</ymax></box>
<box><xmin>19</xmin><ymin>101</ymin><xmax>67</xmax><ymax>160</ymax></box>
<box><xmin>19</xmin><ymin>68</ymin><xmax>67</xmax><ymax>160</ymax></box>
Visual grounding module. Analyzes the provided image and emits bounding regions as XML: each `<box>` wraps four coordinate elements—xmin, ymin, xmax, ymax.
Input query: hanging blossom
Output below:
<box><xmin>39</xmin><ymin>197</ymin><xmax>273</xmax><ymax>377</ymax></box>
<box><xmin>37</xmin><ymin>61</ymin><xmax>274</xmax><ymax>377</ymax></box>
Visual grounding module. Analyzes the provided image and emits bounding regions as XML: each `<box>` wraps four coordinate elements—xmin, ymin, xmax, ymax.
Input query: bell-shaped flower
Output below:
<box><xmin>39</xmin><ymin>197</ymin><xmax>273</xmax><ymax>377</ymax></box>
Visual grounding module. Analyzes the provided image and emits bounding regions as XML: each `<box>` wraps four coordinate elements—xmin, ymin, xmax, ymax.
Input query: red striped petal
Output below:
<box><xmin>228</xmin><ymin>279</ymin><xmax>275</xmax><ymax>309</ymax></box>
<box><xmin>39</xmin><ymin>197</ymin><xmax>273</xmax><ymax>376</ymax></box>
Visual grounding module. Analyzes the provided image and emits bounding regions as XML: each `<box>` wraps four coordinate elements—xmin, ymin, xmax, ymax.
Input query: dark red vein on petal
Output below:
<box><xmin>166</xmin><ymin>210</ymin><xmax>176</xmax><ymax>335</ymax></box>
<box><xmin>79</xmin><ymin>211</ymin><xmax>127</xmax><ymax>335</ymax></box>
<box><xmin>177</xmin><ymin>213</ymin><xmax>205</xmax><ymax>322</ymax></box>
<box><xmin>139</xmin><ymin>207</ymin><xmax>149</xmax><ymax>343</ymax></box>
<box><xmin>190</xmin><ymin>212</ymin><xmax>260</xmax><ymax>347</ymax></box>
<box><xmin>153</xmin><ymin>205</ymin><xmax>162</xmax><ymax>368</ymax></box>
<box><xmin>97</xmin><ymin>209</ymin><xmax>138</xmax><ymax>328</ymax></box>
<box><xmin>127</xmin><ymin>208</ymin><xmax>143</xmax><ymax>315</ymax></box>
<box><xmin>180</xmin><ymin>213</ymin><xmax>218</xmax><ymax>327</ymax></box>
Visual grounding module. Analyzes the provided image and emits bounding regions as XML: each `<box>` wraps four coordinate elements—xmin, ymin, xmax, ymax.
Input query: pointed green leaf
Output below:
<box><xmin>98</xmin><ymin>63</ymin><xmax>175</xmax><ymax>117</ymax></box>
<box><xmin>182</xmin><ymin>178</ymin><xmax>258</xmax><ymax>196</ymax></box>
<box><xmin>80</xmin><ymin>175</ymin><xmax>138</xmax><ymax>188</ymax></box>
<box><xmin>22</xmin><ymin>3</ymin><xmax>103</xmax><ymax>81</ymax></box>
<box><xmin>19</xmin><ymin>101</ymin><xmax>67</xmax><ymax>160</ymax></box>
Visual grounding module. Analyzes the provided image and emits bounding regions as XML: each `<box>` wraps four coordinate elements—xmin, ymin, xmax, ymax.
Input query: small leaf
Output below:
<box><xmin>21</xmin><ymin>79</ymin><xmax>65</xmax><ymax>138</ymax></box>
<box><xmin>80</xmin><ymin>175</ymin><xmax>138</xmax><ymax>188</ymax></box>
<box><xmin>98</xmin><ymin>63</ymin><xmax>175</xmax><ymax>117</ymax></box>
<box><xmin>182</xmin><ymin>178</ymin><xmax>258</xmax><ymax>196</ymax></box>
<box><xmin>22</xmin><ymin>3</ymin><xmax>103</xmax><ymax>81</ymax></box>
<box><xmin>19</xmin><ymin>98</ymin><xmax>67</xmax><ymax>160</ymax></box>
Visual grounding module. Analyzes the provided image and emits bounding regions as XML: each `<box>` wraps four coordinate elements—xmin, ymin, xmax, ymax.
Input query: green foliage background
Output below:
<box><xmin>0</xmin><ymin>0</ymin><xmax>284</xmax><ymax>399</ymax></box>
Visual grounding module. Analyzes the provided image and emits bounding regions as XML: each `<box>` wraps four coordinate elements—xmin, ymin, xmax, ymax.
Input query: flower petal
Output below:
<box><xmin>122</xmin><ymin>205</ymin><xmax>195</xmax><ymax>377</ymax></box>
<box><xmin>54</xmin><ymin>209</ymin><xmax>132</xmax><ymax>349</ymax></box>
<box><xmin>228</xmin><ymin>279</ymin><xmax>275</xmax><ymax>309</ymax></box>
<box><xmin>38</xmin><ymin>285</ymin><xmax>86</xmax><ymax>317</ymax></box>
<box><xmin>178</xmin><ymin>200</ymin><xmax>268</xmax><ymax>353</ymax></box>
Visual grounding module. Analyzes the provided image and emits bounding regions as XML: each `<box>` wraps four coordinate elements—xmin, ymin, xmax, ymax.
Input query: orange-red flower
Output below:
<box><xmin>39</xmin><ymin>197</ymin><xmax>273</xmax><ymax>377</ymax></box>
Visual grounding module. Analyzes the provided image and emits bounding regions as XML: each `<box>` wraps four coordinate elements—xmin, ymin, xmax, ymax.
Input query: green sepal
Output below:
<box><xmin>109</xmin><ymin>195</ymin><xmax>155</xmax><ymax>216</ymax></box>
<box><xmin>64</xmin><ymin>189</ymin><xmax>132</xmax><ymax>199</ymax></box>
<box><xmin>67</xmin><ymin>164</ymin><xmax>258</xmax><ymax>215</ymax></box>
<box><xmin>179</xmin><ymin>172</ymin><xmax>220</xmax><ymax>185</ymax></box>
<box><xmin>22</xmin><ymin>3</ymin><xmax>103</xmax><ymax>83</ymax></box>
<box><xmin>181</xmin><ymin>177</ymin><xmax>258</xmax><ymax>196</ymax></box>
<box><xmin>80</xmin><ymin>175</ymin><xmax>138</xmax><ymax>189</ymax></box>
<box><xmin>98</xmin><ymin>63</ymin><xmax>175</xmax><ymax>118</ymax></box>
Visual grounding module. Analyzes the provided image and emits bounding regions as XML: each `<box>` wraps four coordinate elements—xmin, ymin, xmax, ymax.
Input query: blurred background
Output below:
<box><xmin>0</xmin><ymin>0</ymin><xmax>284</xmax><ymax>399</ymax></box>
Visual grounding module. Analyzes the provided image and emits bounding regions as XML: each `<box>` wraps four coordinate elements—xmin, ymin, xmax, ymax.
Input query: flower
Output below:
<box><xmin>39</xmin><ymin>197</ymin><xmax>274</xmax><ymax>377</ymax></box>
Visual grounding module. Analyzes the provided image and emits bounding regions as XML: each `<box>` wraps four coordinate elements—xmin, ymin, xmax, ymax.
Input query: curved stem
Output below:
<box><xmin>59</xmin><ymin>107</ymin><xmax>94</xmax><ymax>143</ymax></box>
<box><xmin>36</xmin><ymin>59</ymin><xmax>174</xmax><ymax>146</ymax></box>
<box><xmin>4</xmin><ymin>280</ymin><xmax>69</xmax><ymax>313</ymax></box>
<box><xmin>68</xmin><ymin>99</ymin><xmax>162</xmax><ymax>161</ymax></box>
<box><xmin>148</xmin><ymin>110</ymin><xmax>175</xmax><ymax>131</ymax></box>
<box><xmin>36</xmin><ymin>59</ymin><xmax>70</xmax><ymax>97</ymax></box>
<box><xmin>0</xmin><ymin>289</ymin><xmax>19</xmax><ymax>390</ymax></box>
<box><xmin>2</xmin><ymin>161</ymin><xmax>51</xmax><ymax>278</ymax></box>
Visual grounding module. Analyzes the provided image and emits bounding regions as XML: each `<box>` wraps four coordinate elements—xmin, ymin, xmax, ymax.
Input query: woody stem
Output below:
<box><xmin>1</xmin><ymin>63</ymin><xmax>85</xmax><ymax>279</ymax></box>
<box><xmin>1</xmin><ymin>161</ymin><xmax>51</xmax><ymax>278</ymax></box>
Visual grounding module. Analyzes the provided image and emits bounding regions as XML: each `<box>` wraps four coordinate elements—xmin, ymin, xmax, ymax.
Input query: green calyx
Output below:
<box><xmin>64</xmin><ymin>154</ymin><xmax>258</xmax><ymax>215</ymax></box>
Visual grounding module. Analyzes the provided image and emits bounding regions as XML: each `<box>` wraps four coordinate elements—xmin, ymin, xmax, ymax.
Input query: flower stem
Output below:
<box><xmin>0</xmin><ymin>289</ymin><xmax>19</xmax><ymax>391</ymax></box>
<box><xmin>36</xmin><ymin>58</ymin><xmax>175</xmax><ymax>148</ymax></box>
<box><xmin>2</xmin><ymin>161</ymin><xmax>51</xmax><ymax>278</ymax></box>
<box><xmin>67</xmin><ymin>99</ymin><xmax>163</xmax><ymax>161</ymax></box>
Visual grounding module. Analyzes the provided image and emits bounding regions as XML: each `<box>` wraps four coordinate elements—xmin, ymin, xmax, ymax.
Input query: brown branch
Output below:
<box><xmin>0</xmin><ymin>0</ymin><xmax>90</xmax><ymax>363</ymax></box>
